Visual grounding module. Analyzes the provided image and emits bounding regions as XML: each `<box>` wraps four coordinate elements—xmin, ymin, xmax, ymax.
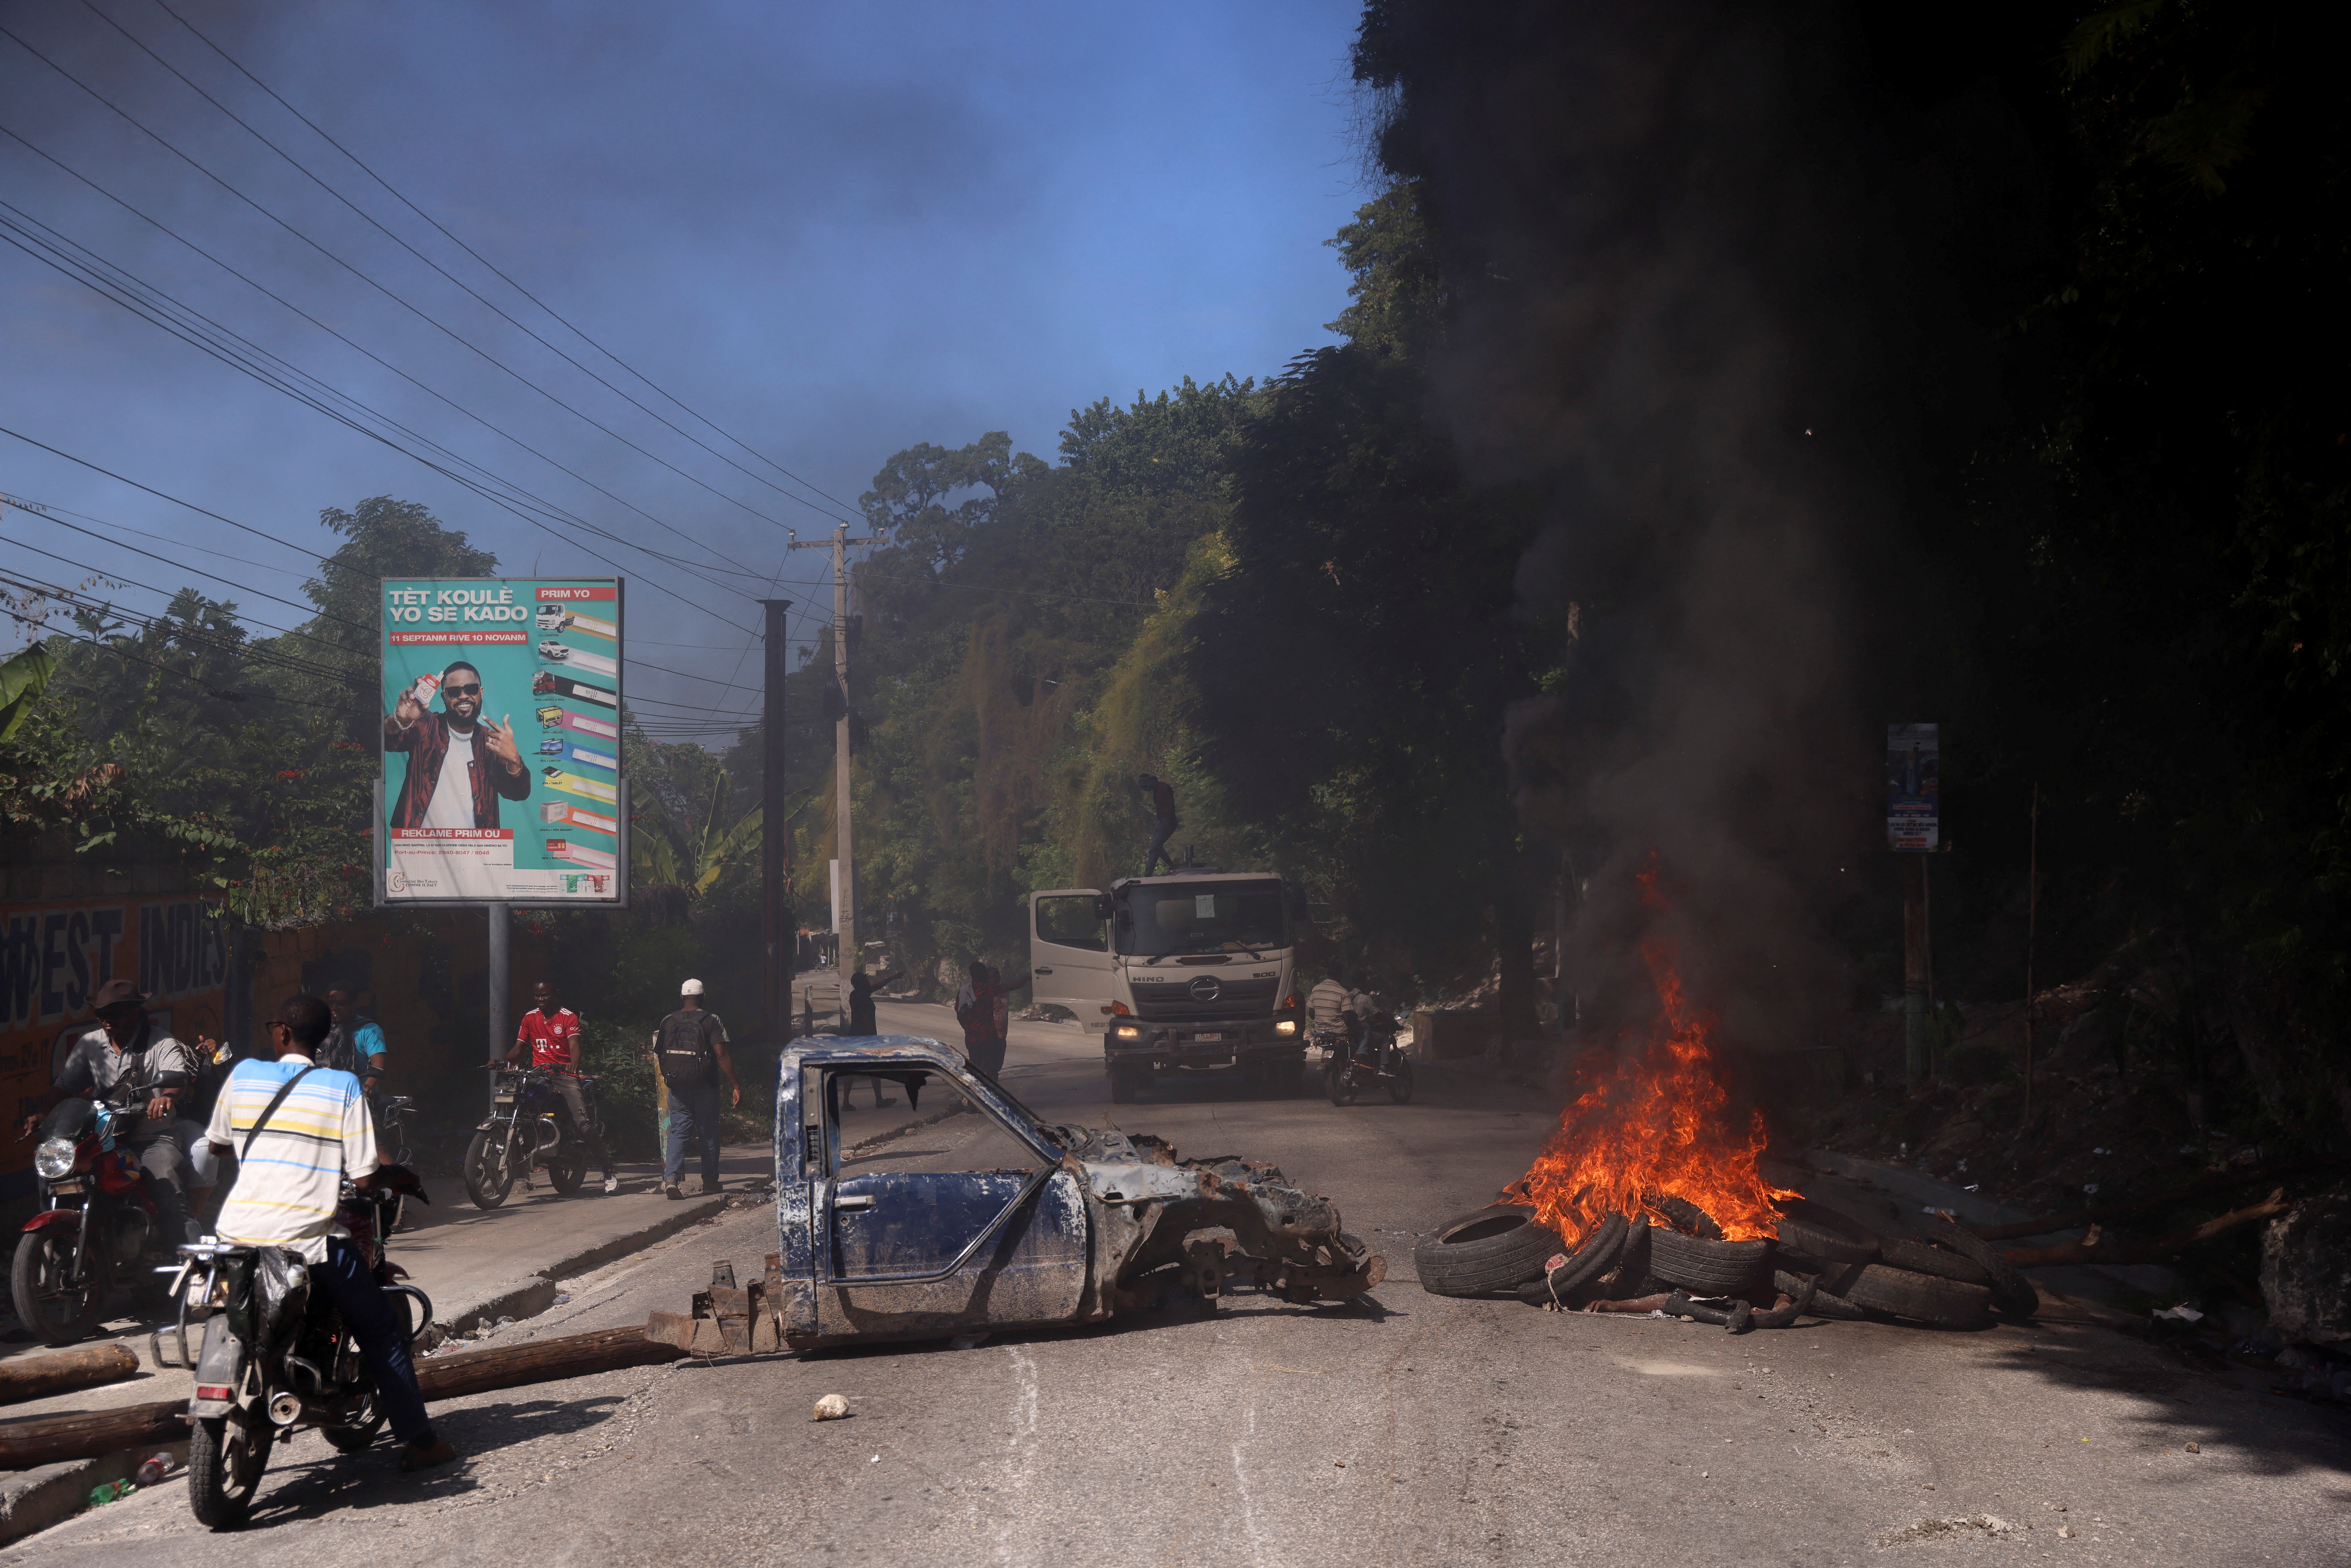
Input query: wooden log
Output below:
<box><xmin>0</xmin><ymin>1322</ymin><xmax>685</xmax><ymax>1473</ymax></box>
<box><xmin>0</xmin><ymin>1342</ymin><xmax>140</xmax><ymax>1406</ymax></box>
<box><xmin>1999</xmin><ymin>1189</ymin><xmax>2292</xmax><ymax>1268</ymax></box>
<box><xmin>0</xmin><ymin>1397</ymin><xmax>187</xmax><ymax>1470</ymax></box>
<box><xmin>413</xmin><ymin>1324</ymin><xmax>685</xmax><ymax>1403</ymax></box>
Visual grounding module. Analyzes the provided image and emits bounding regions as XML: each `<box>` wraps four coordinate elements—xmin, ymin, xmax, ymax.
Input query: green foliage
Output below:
<box><xmin>1325</xmin><ymin>180</ymin><xmax>1445</xmax><ymax>358</ymax></box>
<box><xmin>0</xmin><ymin>643</ymin><xmax>54</xmax><ymax>743</ymax></box>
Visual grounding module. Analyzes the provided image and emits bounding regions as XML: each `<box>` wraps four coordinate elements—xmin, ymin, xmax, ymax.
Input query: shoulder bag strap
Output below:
<box><xmin>241</xmin><ymin>1065</ymin><xmax>320</xmax><ymax>1161</ymax></box>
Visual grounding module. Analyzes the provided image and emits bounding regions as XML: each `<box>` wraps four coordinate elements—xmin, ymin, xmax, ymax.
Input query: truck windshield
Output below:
<box><xmin>1117</xmin><ymin>880</ymin><xmax>1287</xmax><ymax>956</ymax></box>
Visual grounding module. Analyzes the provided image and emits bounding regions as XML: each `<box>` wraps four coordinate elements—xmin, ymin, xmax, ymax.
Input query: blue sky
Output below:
<box><xmin>0</xmin><ymin>0</ymin><xmax>1366</xmax><ymax>728</ymax></box>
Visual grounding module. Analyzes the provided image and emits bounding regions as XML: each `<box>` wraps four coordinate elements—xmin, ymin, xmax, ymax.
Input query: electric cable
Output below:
<box><xmin>0</xmin><ymin>166</ymin><xmax>773</xmax><ymax>603</ymax></box>
<box><xmin>142</xmin><ymin>0</ymin><xmax>865</xmax><ymax>523</ymax></box>
<box><xmin>89</xmin><ymin>0</ymin><xmax>864</xmax><ymax>530</ymax></box>
<box><xmin>0</xmin><ymin>20</ymin><xmax>852</xmax><ymax>541</ymax></box>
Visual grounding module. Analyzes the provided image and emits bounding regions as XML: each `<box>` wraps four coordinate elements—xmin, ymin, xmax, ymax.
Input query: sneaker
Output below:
<box><xmin>602</xmin><ymin>1174</ymin><xmax>620</xmax><ymax>1194</ymax></box>
<box><xmin>663</xmin><ymin>1183</ymin><xmax>683</xmax><ymax>1200</ymax></box>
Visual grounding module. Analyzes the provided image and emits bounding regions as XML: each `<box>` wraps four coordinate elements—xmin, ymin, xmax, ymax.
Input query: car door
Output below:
<box><xmin>814</xmin><ymin>1065</ymin><xmax>1088</xmax><ymax>1339</ymax></box>
<box><xmin>1029</xmin><ymin>888</ymin><xmax>1114</xmax><ymax>1024</ymax></box>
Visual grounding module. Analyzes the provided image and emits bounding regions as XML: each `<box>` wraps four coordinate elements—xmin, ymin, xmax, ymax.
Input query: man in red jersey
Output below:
<box><xmin>504</xmin><ymin>978</ymin><xmax>618</xmax><ymax>1193</ymax></box>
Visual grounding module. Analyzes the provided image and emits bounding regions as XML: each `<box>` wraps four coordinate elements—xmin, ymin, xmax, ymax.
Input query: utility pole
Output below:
<box><xmin>788</xmin><ymin>523</ymin><xmax>878</xmax><ymax>973</ymax></box>
<box><xmin>760</xmin><ymin>598</ymin><xmax>792</xmax><ymax>1040</ymax></box>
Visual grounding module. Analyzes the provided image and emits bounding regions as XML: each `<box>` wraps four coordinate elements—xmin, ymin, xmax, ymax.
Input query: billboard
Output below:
<box><xmin>1886</xmin><ymin>722</ymin><xmax>1939</xmax><ymax>852</ymax></box>
<box><xmin>1</xmin><ymin>895</ymin><xmax>229</xmax><ymax>1200</ymax></box>
<box><xmin>378</xmin><ymin>578</ymin><xmax>627</xmax><ymax>904</ymax></box>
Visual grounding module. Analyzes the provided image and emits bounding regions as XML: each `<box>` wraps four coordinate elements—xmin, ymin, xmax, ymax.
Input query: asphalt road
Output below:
<box><xmin>13</xmin><ymin>1003</ymin><xmax>2350</xmax><ymax>1565</ymax></box>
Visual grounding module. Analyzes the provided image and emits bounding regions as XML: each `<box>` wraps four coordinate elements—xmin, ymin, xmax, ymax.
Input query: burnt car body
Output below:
<box><xmin>773</xmin><ymin>1036</ymin><xmax>1383</xmax><ymax>1350</ymax></box>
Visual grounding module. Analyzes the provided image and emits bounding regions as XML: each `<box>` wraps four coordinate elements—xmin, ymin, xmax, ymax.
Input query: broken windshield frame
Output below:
<box><xmin>1113</xmin><ymin>879</ymin><xmax>1288</xmax><ymax>958</ymax></box>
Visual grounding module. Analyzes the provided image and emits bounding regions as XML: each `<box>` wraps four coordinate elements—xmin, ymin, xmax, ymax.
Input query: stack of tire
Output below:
<box><xmin>1411</xmin><ymin>1195</ymin><xmax>2038</xmax><ymax>1330</ymax></box>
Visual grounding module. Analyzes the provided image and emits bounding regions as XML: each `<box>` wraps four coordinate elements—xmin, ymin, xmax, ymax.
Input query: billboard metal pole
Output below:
<box><xmin>486</xmin><ymin>902</ymin><xmax>508</xmax><ymax>1112</ymax></box>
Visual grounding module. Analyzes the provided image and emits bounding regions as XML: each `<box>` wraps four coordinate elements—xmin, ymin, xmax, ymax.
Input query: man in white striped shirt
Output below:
<box><xmin>207</xmin><ymin>994</ymin><xmax>455</xmax><ymax>1473</ymax></box>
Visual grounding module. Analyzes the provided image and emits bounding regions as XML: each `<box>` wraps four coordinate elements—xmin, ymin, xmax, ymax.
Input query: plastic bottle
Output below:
<box><xmin>134</xmin><ymin>1453</ymin><xmax>171</xmax><ymax>1487</ymax></box>
<box><xmin>86</xmin><ymin>1479</ymin><xmax>132</xmax><ymax>1506</ymax></box>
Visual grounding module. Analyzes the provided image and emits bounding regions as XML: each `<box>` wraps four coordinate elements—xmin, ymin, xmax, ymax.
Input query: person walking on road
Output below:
<box><xmin>954</xmin><ymin>960</ymin><xmax>1029</xmax><ymax>1081</ymax></box>
<box><xmin>1137</xmin><ymin>772</ymin><xmax>1179</xmax><ymax>876</ymax></box>
<box><xmin>205</xmin><ymin>993</ymin><xmax>456</xmax><ymax>1474</ymax></box>
<box><xmin>652</xmin><ymin>978</ymin><xmax>741</xmax><ymax>1199</ymax></box>
<box><xmin>505</xmin><ymin>980</ymin><xmax>618</xmax><ymax>1194</ymax></box>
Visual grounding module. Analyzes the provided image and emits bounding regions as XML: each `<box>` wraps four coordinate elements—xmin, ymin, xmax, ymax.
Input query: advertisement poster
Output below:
<box><xmin>1886</xmin><ymin>722</ymin><xmax>1939</xmax><ymax>852</ymax></box>
<box><xmin>378</xmin><ymin>578</ymin><xmax>626</xmax><ymax>904</ymax></box>
<box><xmin>1</xmin><ymin>896</ymin><xmax>229</xmax><ymax>1200</ymax></box>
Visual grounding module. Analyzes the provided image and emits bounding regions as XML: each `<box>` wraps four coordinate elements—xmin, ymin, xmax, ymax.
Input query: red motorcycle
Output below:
<box><xmin>12</xmin><ymin>1098</ymin><xmax>179</xmax><ymax>1346</ymax></box>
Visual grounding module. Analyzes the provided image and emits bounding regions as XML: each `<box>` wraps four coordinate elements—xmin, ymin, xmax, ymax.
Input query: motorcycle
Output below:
<box><xmin>462</xmin><ymin>1068</ymin><xmax>605</xmax><ymax>1210</ymax></box>
<box><xmin>174</xmin><ymin>1169</ymin><xmax>432</xmax><ymax>1529</ymax></box>
<box><xmin>1322</xmin><ymin>1018</ymin><xmax>1416</xmax><ymax>1106</ymax></box>
<box><xmin>12</xmin><ymin>1098</ymin><xmax>183</xmax><ymax>1346</ymax></box>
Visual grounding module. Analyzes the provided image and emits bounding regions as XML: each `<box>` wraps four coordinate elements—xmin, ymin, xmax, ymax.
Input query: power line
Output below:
<box><xmin>0</xmin><ymin>155</ymin><xmax>774</xmax><ymax>607</ymax></box>
<box><xmin>141</xmin><ymin>0</ymin><xmax>866</xmax><ymax>524</ymax></box>
<box><xmin>1</xmin><ymin>18</ymin><xmax>849</xmax><ymax>543</ymax></box>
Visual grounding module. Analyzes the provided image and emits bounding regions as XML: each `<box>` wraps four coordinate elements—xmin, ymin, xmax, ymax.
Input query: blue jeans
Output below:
<box><xmin>664</xmin><ymin>1082</ymin><xmax>723</xmax><ymax>1187</ymax></box>
<box><xmin>313</xmin><ymin>1237</ymin><xmax>433</xmax><ymax>1448</ymax></box>
<box><xmin>1144</xmin><ymin>816</ymin><xmax>1177</xmax><ymax>875</ymax></box>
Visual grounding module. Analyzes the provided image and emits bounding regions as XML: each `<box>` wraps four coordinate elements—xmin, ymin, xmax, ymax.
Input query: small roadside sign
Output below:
<box><xmin>1887</xmin><ymin>723</ymin><xmax>1939</xmax><ymax>852</ymax></box>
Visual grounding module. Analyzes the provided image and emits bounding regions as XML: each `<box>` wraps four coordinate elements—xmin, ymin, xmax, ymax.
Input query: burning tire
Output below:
<box><xmin>1829</xmin><ymin>1262</ymin><xmax>1993</xmax><ymax>1329</ymax></box>
<box><xmin>1647</xmin><ymin>1227</ymin><xmax>1772</xmax><ymax>1295</ymax></box>
<box><xmin>1771</xmin><ymin>1200</ymin><xmax>1879</xmax><ymax>1265</ymax></box>
<box><xmin>1878</xmin><ymin>1236</ymin><xmax>1994</xmax><ymax>1287</ymax></box>
<box><xmin>1512</xmin><ymin>1212</ymin><xmax>1630</xmax><ymax>1305</ymax></box>
<box><xmin>1918</xmin><ymin>1218</ymin><xmax>2039</xmax><ymax>1318</ymax></box>
<box><xmin>1413</xmin><ymin>1204</ymin><xmax>1563</xmax><ymax>1297</ymax></box>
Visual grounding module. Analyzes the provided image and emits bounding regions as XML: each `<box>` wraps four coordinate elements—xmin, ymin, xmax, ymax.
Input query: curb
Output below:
<box><xmin>0</xmin><ymin>1440</ymin><xmax>187</xmax><ymax>1547</ymax></box>
<box><xmin>425</xmin><ymin>1191</ymin><xmax>736</xmax><ymax>1344</ymax></box>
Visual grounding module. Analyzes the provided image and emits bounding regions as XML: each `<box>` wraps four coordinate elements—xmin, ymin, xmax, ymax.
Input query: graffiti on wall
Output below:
<box><xmin>0</xmin><ymin>897</ymin><xmax>228</xmax><ymax>1200</ymax></box>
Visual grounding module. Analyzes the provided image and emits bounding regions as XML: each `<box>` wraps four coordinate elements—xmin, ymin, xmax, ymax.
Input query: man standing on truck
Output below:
<box><xmin>1136</xmin><ymin>772</ymin><xmax>1179</xmax><ymax>876</ymax></box>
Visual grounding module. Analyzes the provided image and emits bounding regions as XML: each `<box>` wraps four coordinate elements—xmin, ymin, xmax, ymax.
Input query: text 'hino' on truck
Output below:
<box><xmin>1028</xmin><ymin>870</ymin><xmax>1308</xmax><ymax>1102</ymax></box>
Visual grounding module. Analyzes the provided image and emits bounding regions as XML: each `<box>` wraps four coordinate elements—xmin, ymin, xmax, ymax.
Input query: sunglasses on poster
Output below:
<box><xmin>443</xmin><ymin>683</ymin><xmax>483</xmax><ymax>697</ymax></box>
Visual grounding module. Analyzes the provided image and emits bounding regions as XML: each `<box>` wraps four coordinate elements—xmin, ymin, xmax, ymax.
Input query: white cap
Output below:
<box><xmin>680</xmin><ymin>978</ymin><xmax>704</xmax><ymax>996</ymax></box>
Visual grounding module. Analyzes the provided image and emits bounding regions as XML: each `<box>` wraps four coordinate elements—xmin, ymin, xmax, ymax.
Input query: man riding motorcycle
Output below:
<box><xmin>19</xmin><ymin>978</ymin><xmax>199</xmax><ymax>1248</ymax></box>
<box><xmin>204</xmin><ymin>993</ymin><xmax>457</xmax><ymax>1474</ymax></box>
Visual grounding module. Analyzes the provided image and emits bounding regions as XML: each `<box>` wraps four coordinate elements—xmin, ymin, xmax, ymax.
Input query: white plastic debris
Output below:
<box><xmin>2083</xmin><ymin>1183</ymin><xmax>2100</xmax><ymax>1195</ymax></box>
<box><xmin>812</xmin><ymin>1394</ymin><xmax>850</xmax><ymax>1422</ymax></box>
<box><xmin>2154</xmin><ymin>1305</ymin><xmax>2205</xmax><ymax>1323</ymax></box>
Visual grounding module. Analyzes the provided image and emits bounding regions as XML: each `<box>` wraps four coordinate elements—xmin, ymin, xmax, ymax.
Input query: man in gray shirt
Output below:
<box><xmin>20</xmin><ymin>978</ymin><xmax>199</xmax><ymax>1246</ymax></box>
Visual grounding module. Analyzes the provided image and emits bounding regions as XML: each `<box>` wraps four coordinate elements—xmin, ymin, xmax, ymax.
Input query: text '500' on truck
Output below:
<box><xmin>1028</xmin><ymin>872</ymin><xmax>1307</xmax><ymax>1101</ymax></box>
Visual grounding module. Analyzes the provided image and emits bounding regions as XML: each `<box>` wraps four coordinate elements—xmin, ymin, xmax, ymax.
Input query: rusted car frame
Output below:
<box><xmin>773</xmin><ymin>1036</ymin><xmax>1383</xmax><ymax>1350</ymax></box>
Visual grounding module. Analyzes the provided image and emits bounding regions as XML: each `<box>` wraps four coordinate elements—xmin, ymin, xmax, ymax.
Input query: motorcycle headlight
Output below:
<box><xmin>35</xmin><ymin>1137</ymin><xmax>77</xmax><ymax>1180</ymax></box>
<box><xmin>1275</xmin><ymin>1019</ymin><xmax>1297</xmax><ymax>1036</ymax></box>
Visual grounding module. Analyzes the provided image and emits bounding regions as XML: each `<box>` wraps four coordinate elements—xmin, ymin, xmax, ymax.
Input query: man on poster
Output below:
<box><xmin>384</xmin><ymin>660</ymin><xmax>531</xmax><ymax>830</ymax></box>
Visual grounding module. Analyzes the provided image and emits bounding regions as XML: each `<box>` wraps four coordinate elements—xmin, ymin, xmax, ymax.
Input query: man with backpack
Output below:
<box><xmin>650</xmin><ymin>978</ymin><xmax>741</xmax><ymax>1199</ymax></box>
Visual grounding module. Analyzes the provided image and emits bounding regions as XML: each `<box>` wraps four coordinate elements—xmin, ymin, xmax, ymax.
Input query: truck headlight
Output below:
<box><xmin>35</xmin><ymin>1138</ymin><xmax>77</xmax><ymax>1180</ymax></box>
<box><xmin>1114</xmin><ymin>1024</ymin><xmax>1141</xmax><ymax>1040</ymax></box>
<box><xmin>1274</xmin><ymin>1019</ymin><xmax>1297</xmax><ymax>1036</ymax></box>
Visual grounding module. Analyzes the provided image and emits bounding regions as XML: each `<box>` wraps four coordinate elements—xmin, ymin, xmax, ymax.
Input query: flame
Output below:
<box><xmin>1503</xmin><ymin>859</ymin><xmax>1797</xmax><ymax>1245</ymax></box>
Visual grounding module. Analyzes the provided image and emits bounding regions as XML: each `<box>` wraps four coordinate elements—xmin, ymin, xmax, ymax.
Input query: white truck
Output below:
<box><xmin>1028</xmin><ymin>871</ymin><xmax>1308</xmax><ymax>1101</ymax></box>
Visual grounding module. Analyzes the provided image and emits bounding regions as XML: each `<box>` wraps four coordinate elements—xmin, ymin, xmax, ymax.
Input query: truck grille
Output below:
<box><xmin>1129</xmin><ymin>974</ymin><xmax>1279</xmax><ymax>1022</ymax></box>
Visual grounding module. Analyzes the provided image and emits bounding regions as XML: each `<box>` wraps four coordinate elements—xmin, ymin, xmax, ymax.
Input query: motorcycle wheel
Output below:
<box><xmin>187</xmin><ymin>1411</ymin><xmax>269</xmax><ymax>1530</ymax></box>
<box><xmin>1387</xmin><ymin>1058</ymin><xmax>1417</xmax><ymax>1104</ymax></box>
<box><xmin>1325</xmin><ymin>1060</ymin><xmax>1357</xmax><ymax>1106</ymax></box>
<box><xmin>10</xmin><ymin>1227</ymin><xmax>107</xmax><ymax>1347</ymax></box>
<box><xmin>462</xmin><ymin>1129</ymin><xmax>515</xmax><ymax>1210</ymax></box>
<box><xmin>547</xmin><ymin>1156</ymin><xmax>585</xmax><ymax>1195</ymax></box>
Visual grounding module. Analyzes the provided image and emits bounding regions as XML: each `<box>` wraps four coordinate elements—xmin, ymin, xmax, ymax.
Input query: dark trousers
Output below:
<box><xmin>553</xmin><ymin>1077</ymin><xmax>613</xmax><ymax>1174</ymax></box>
<box><xmin>665</xmin><ymin>1082</ymin><xmax>723</xmax><ymax>1187</ymax></box>
<box><xmin>1144</xmin><ymin>816</ymin><xmax>1177</xmax><ymax>875</ymax></box>
<box><xmin>313</xmin><ymin>1237</ymin><xmax>433</xmax><ymax>1447</ymax></box>
<box><xmin>966</xmin><ymin>1034</ymin><xmax>1007</xmax><ymax>1080</ymax></box>
<box><xmin>133</xmin><ymin>1133</ymin><xmax>197</xmax><ymax>1246</ymax></box>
